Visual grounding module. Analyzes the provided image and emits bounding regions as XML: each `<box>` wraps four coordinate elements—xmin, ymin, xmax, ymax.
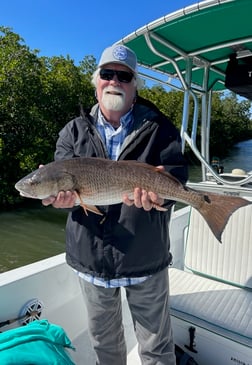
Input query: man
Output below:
<box><xmin>43</xmin><ymin>44</ymin><xmax>188</xmax><ymax>365</ymax></box>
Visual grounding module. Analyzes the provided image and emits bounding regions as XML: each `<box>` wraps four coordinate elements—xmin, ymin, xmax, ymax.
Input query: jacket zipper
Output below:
<box><xmin>88</xmin><ymin>123</ymin><xmax>109</xmax><ymax>158</ymax></box>
<box><xmin>118</xmin><ymin>119</ymin><xmax>155</xmax><ymax>160</ymax></box>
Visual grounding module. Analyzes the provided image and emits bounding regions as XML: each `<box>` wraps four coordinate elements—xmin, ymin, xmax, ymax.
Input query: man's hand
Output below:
<box><xmin>122</xmin><ymin>165</ymin><xmax>165</xmax><ymax>211</ymax></box>
<box><xmin>123</xmin><ymin>188</ymin><xmax>164</xmax><ymax>211</ymax></box>
<box><xmin>42</xmin><ymin>191</ymin><xmax>76</xmax><ymax>209</ymax></box>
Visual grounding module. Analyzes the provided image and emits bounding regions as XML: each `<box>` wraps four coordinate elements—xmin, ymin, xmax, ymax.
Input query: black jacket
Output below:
<box><xmin>55</xmin><ymin>97</ymin><xmax>188</xmax><ymax>279</ymax></box>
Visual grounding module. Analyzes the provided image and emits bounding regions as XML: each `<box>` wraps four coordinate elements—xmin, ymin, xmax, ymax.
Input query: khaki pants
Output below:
<box><xmin>79</xmin><ymin>268</ymin><xmax>175</xmax><ymax>365</ymax></box>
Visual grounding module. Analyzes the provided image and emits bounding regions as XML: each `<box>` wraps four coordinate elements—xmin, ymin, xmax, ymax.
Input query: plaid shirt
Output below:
<box><xmin>96</xmin><ymin>108</ymin><xmax>133</xmax><ymax>160</ymax></box>
<box><xmin>76</xmin><ymin>271</ymin><xmax>148</xmax><ymax>288</ymax></box>
<box><xmin>77</xmin><ymin>108</ymin><xmax>150</xmax><ymax>288</ymax></box>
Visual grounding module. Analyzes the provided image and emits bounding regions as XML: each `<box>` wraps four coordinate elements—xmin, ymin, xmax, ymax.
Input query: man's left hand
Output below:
<box><xmin>122</xmin><ymin>165</ymin><xmax>165</xmax><ymax>211</ymax></box>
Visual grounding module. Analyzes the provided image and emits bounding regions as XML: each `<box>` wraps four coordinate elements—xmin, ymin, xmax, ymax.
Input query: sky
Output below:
<box><xmin>0</xmin><ymin>0</ymin><xmax>197</xmax><ymax>65</ymax></box>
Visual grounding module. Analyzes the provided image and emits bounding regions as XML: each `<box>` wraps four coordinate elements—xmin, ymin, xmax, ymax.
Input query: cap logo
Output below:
<box><xmin>112</xmin><ymin>46</ymin><xmax>128</xmax><ymax>61</ymax></box>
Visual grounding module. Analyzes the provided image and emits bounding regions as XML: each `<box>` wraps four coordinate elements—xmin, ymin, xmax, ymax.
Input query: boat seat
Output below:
<box><xmin>169</xmin><ymin>204</ymin><xmax>252</xmax><ymax>347</ymax></box>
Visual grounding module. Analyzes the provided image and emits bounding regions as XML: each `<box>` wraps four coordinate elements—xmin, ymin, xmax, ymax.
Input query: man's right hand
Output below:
<box><xmin>42</xmin><ymin>191</ymin><xmax>76</xmax><ymax>209</ymax></box>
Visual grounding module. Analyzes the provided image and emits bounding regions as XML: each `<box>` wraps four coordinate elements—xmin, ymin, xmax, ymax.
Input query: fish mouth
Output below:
<box><xmin>20</xmin><ymin>191</ymin><xmax>37</xmax><ymax>198</ymax></box>
<box><xmin>19</xmin><ymin>190</ymin><xmax>51</xmax><ymax>200</ymax></box>
<box><xmin>15</xmin><ymin>183</ymin><xmax>38</xmax><ymax>199</ymax></box>
<box><xmin>15</xmin><ymin>183</ymin><xmax>28</xmax><ymax>197</ymax></box>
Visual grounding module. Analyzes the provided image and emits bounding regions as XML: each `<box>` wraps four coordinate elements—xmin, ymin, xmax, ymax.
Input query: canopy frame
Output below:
<box><xmin>116</xmin><ymin>0</ymin><xmax>252</xmax><ymax>188</ymax></box>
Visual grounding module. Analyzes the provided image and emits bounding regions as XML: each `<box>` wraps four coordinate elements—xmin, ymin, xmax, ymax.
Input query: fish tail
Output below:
<box><xmin>197</xmin><ymin>192</ymin><xmax>251</xmax><ymax>242</ymax></box>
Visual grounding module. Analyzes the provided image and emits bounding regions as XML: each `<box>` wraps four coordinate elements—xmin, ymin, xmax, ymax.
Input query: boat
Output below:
<box><xmin>1</xmin><ymin>0</ymin><xmax>252</xmax><ymax>364</ymax></box>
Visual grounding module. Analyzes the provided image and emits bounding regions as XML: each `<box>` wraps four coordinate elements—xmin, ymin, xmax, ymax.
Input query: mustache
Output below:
<box><xmin>103</xmin><ymin>86</ymin><xmax>126</xmax><ymax>97</ymax></box>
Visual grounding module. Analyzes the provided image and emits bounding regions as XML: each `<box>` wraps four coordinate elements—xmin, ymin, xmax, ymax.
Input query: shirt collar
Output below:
<box><xmin>98</xmin><ymin>108</ymin><xmax>133</xmax><ymax>128</ymax></box>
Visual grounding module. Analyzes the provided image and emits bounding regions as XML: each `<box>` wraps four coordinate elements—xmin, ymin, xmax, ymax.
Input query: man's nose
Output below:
<box><xmin>110</xmin><ymin>74</ymin><xmax>120</xmax><ymax>83</ymax></box>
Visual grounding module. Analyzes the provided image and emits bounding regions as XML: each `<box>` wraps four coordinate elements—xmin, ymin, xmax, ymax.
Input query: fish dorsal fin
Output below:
<box><xmin>154</xmin><ymin>167</ymin><xmax>182</xmax><ymax>184</ymax></box>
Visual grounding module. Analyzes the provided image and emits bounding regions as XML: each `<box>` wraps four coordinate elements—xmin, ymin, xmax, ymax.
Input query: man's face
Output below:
<box><xmin>96</xmin><ymin>63</ymin><xmax>137</xmax><ymax>115</ymax></box>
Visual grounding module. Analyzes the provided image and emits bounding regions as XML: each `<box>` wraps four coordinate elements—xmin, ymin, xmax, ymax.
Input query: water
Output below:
<box><xmin>220</xmin><ymin>139</ymin><xmax>252</xmax><ymax>173</ymax></box>
<box><xmin>0</xmin><ymin>203</ymin><xmax>67</xmax><ymax>273</ymax></box>
<box><xmin>1</xmin><ymin>139</ymin><xmax>251</xmax><ymax>273</ymax></box>
<box><xmin>188</xmin><ymin>139</ymin><xmax>252</xmax><ymax>183</ymax></box>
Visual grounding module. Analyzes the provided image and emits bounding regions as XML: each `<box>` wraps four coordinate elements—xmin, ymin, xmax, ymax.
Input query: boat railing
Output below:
<box><xmin>183</xmin><ymin>131</ymin><xmax>252</xmax><ymax>188</ymax></box>
<box><xmin>187</xmin><ymin>180</ymin><xmax>252</xmax><ymax>198</ymax></box>
<box><xmin>123</xmin><ymin>27</ymin><xmax>252</xmax><ymax>192</ymax></box>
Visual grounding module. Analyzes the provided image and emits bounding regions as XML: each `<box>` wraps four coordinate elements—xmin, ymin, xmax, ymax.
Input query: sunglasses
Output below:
<box><xmin>99</xmin><ymin>69</ymin><xmax>134</xmax><ymax>83</ymax></box>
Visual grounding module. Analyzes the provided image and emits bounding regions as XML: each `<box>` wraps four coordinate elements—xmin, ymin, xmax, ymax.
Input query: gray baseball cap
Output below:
<box><xmin>98</xmin><ymin>44</ymin><xmax>137</xmax><ymax>73</ymax></box>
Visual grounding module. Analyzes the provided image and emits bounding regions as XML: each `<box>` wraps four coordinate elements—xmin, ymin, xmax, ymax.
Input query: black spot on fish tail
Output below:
<box><xmin>197</xmin><ymin>192</ymin><xmax>251</xmax><ymax>242</ymax></box>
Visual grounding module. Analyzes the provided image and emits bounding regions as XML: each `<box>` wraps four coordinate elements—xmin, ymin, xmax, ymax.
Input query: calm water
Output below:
<box><xmin>220</xmin><ymin>139</ymin><xmax>252</xmax><ymax>173</ymax></box>
<box><xmin>1</xmin><ymin>139</ymin><xmax>251</xmax><ymax>273</ymax></box>
<box><xmin>0</xmin><ymin>204</ymin><xmax>67</xmax><ymax>273</ymax></box>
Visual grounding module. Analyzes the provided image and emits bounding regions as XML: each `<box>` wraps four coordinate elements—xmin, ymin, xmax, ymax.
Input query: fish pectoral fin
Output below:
<box><xmin>74</xmin><ymin>191</ymin><xmax>103</xmax><ymax>216</ymax></box>
<box><xmin>152</xmin><ymin>202</ymin><xmax>167</xmax><ymax>212</ymax></box>
<box><xmin>82</xmin><ymin>204</ymin><xmax>104</xmax><ymax>216</ymax></box>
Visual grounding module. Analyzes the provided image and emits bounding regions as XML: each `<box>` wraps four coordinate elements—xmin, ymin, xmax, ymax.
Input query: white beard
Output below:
<box><xmin>101</xmin><ymin>86</ymin><xmax>126</xmax><ymax>111</ymax></box>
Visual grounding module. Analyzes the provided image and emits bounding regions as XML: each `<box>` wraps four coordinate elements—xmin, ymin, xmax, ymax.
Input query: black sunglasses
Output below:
<box><xmin>99</xmin><ymin>69</ymin><xmax>134</xmax><ymax>83</ymax></box>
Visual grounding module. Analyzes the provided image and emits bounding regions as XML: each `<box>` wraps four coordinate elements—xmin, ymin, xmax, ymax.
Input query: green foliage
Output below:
<box><xmin>0</xmin><ymin>27</ymin><xmax>251</xmax><ymax>207</ymax></box>
<box><xmin>78</xmin><ymin>55</ymin><xmax>97</xmax><ymax>109</ymax></box>
<box><xmin>140</xmin><ymin>85</ymin><xmax>252</xmax><ymax>160</ymax></box>
<box><xmin>210</xmin><ymin>93</ymin><xmax>252</xmax><ymax>156</ymax></box>
<box><xmin>139</xmin><ymin>86</ymin><xmax>186</xmax><ymax>130</ymax></box>
<box><xmin>0</xmin><ymin>27</ymin><xmax>97</xmax><ymax>207</ymax></box>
